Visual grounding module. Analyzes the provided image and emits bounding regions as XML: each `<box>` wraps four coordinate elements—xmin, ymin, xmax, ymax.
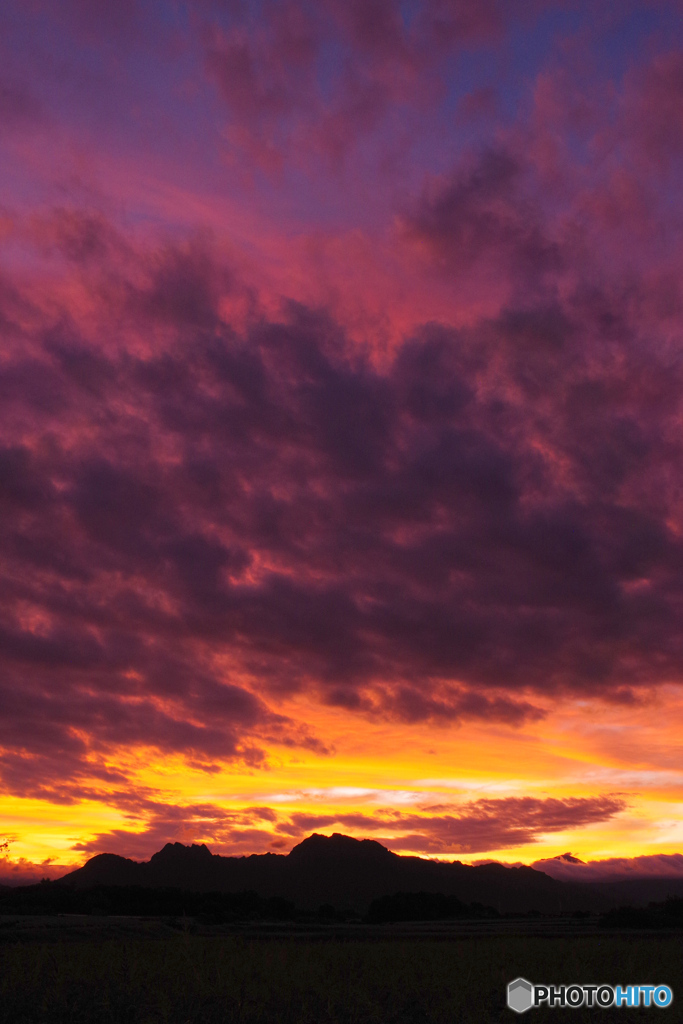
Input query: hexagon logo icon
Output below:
<box><xmin>507</xmin><ymin>977</ymin><xmax>534</xmax><ymax>1013</ymax></box>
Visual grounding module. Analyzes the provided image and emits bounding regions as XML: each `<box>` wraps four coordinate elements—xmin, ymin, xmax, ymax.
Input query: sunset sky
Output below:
<box><xmin>3</xmin><ymin>0</ymin><xmax>683</xmax><ymax>883</ymax></box>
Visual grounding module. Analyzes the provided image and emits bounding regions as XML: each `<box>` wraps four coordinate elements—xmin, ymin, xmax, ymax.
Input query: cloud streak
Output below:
<box><xmin>280</xmin><ymin>795</ymin><xmax>627</xmax><ymax>854</ymax></box>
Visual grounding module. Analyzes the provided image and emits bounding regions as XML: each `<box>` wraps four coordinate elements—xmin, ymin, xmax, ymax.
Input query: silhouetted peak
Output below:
<box><xmin>84</xmin><ymin>853</ymin><xmax>131</xmax><ymax>865</ymax></box>
<box><xmin>69</xmin><ymin>852</ymin><xmax>137</xmax><ymax>875</ymax></box>
<box><xmin>287</xmin><ymin>833</ymin><xmax>395</xmax><ymax>864</ymax></box>
<box><xmin>150</xmin><ymin>842</ymin><xmax>213</xmax><ymax>864</ymax></box>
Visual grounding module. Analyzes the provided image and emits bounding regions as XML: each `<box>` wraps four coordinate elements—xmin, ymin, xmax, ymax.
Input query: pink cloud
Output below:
<box><xmin>627</xmin><ymin>51</ymin><xmax>683</xmax><ymax>169</ymax></box>
<box><xmin>0</xmin><ymin>856</ymin><xmax>70</xmax><ymax>886</ymax></box>
<box><xmin>533</xmin><ymin>852</ymin><xmax>683</xmax><ymax>882</ymax></box>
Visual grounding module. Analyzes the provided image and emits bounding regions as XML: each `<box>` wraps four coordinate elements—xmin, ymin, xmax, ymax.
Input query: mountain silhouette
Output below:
<box><xmin>57</xmin><ymin>832</ymin><xmax>606</xmax><ymax>914</ymax></box>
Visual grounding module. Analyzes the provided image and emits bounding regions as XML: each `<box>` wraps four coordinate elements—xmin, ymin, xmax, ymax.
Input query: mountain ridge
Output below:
<box><xmin>54</xmin><ymin>832</ymin><xmax>605</xmax><ymax>913</ymax></box>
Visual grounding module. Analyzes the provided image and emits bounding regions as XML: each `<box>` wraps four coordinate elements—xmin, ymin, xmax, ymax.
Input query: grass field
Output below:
<box><xmin>0</xmin><ymin>929</ymin><xmax>680</xmax><ymax>1023</ymax></box>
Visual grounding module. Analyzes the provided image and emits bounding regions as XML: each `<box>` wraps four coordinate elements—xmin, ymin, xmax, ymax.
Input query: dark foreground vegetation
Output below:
<box><xmin>0</xmin><ymin>882</ymin><xmax>299</xmax><ymax>923</ymax></box>
<box><xmin>367</xmin><ymin>891</ymin><xmax>499</xmax><ymax>923</ymax></box>
<box><xmin>0</xmin><ymin>931</ymin><xmax>680</xmax><ymax>1024</ymax></box>
<box><xmin>0</xmin><ymin>881</ymin><xmax>503</xmax><ymax>925</ymax></box>
<box><xmin>5</xmin><ymin>880</ymin><xmax>683</xmax><ymax>929</ymax></box>
<box><xmin>600</xmin><ymin>895</ymin><xmax>683</xmax><ymax>929</ymax></box>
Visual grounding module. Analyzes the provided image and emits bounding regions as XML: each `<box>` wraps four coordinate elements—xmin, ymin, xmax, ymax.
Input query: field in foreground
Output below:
<box><xmin>0</xmin><ymin>930</ymin><xmax>680</xmax><ymax>1024</ymax></box>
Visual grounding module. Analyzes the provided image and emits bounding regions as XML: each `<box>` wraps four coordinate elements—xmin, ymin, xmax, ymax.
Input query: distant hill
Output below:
<box><xmin>56</xmin><ymin>832</ymin><xmax>603</xmax><ymax>914</ymax></box>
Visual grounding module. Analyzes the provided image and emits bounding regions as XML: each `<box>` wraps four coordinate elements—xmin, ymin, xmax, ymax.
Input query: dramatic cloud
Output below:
<box><xmin>3</xmin><ymin>190</ymin><xmax>683</xmax><ymax>785</ymax></box>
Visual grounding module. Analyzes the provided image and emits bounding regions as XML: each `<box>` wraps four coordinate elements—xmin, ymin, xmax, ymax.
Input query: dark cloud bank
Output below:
<box><xmin>3</xmin><ymin>206</ymin><xmax>683</xmax><ymax>792</ymax></box>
